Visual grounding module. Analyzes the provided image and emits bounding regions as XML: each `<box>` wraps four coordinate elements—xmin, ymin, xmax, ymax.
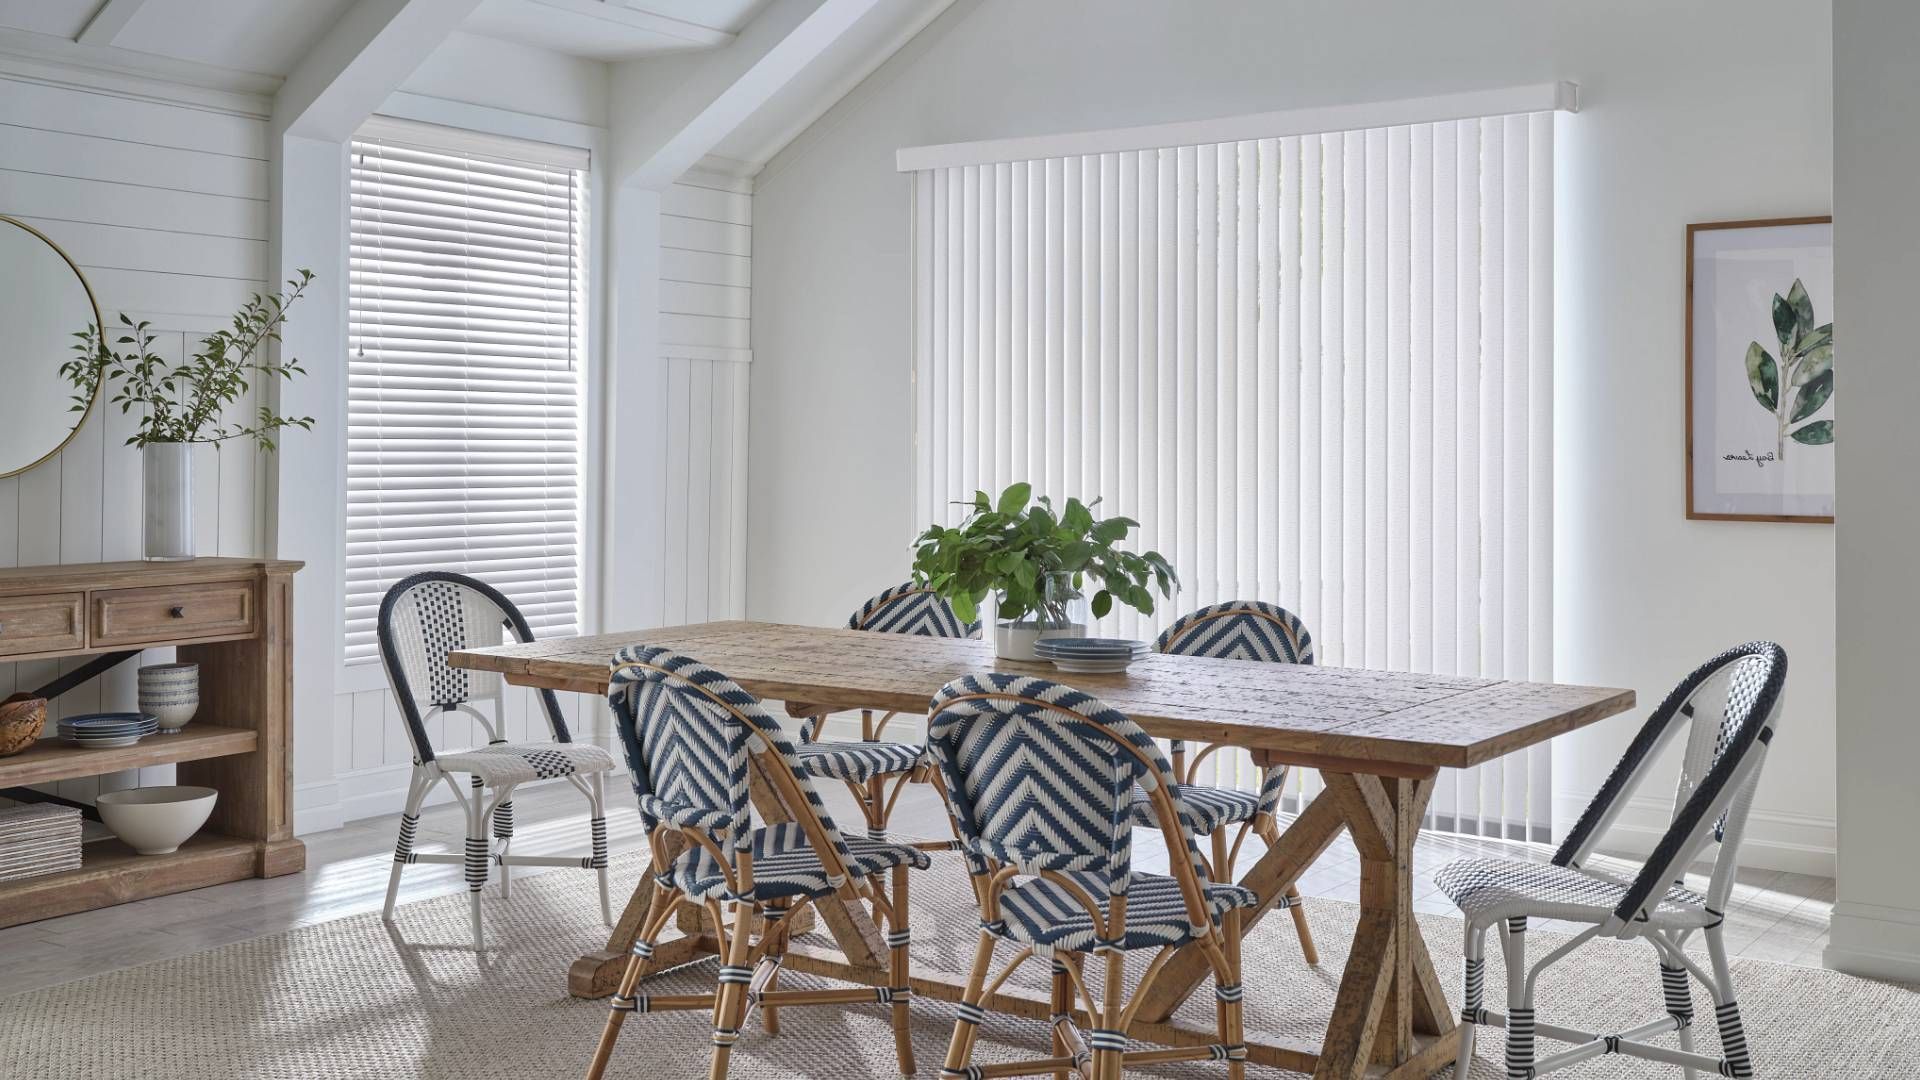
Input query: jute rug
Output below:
<box><xmin>2</xmin><ymin>854</ymin><xmax>1915</xmax><ymax>1078</ymax></box>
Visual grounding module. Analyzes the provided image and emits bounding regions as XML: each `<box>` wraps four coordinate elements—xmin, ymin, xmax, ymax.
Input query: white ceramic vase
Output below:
<box><xmin>137</xmin><ymin>662</ymin><xmax>199</xmax><ymax>733</ymax></box>
<box><xmin>992</xmin><ymin>572</ymin><xmax>1091</xmax><ymax>660</ymax></box>
<box><xmin>143</xmin><ymin>441</ymin><xmax>194</xmax><ymax>561</ymax></box>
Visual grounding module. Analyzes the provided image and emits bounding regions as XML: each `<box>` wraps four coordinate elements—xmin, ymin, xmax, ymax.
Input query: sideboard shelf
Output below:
<box><xmin>0</xmin><ymin>724</ymin><xmax>257</xmax><ymax>789</ymax></box>
<box><xmin>0</xmin><ymin>832</ymin><xmax>258</xmax><ymax>929</ymax></box>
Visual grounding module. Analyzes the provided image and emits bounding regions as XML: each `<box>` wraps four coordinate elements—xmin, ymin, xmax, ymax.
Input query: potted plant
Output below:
<box><xmin>60</xmin><ymin>271</ymin><xmax>316</xmax><ymax>560</ymax></box>
<box><xmin>911</xmin><ymin>482</ymin><xmax>1178</xmax><ymax>661</ymax></box>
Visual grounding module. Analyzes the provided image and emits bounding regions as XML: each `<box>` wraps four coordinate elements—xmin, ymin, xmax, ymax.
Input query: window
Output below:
<box><xmin>908</xmin><ymin>110</ymin><xmax>1554</xmax><ymax>840</ymax></box>
<box><xmin>343</xmin><ymin>120</ymin><xmax>589</xmax><ymax>666</ymax></box>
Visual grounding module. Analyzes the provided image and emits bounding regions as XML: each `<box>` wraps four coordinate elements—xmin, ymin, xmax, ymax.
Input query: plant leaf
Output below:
<box><xmin>996</xmin><ymin>482</ymin><xmax>1031</xmax><ymax>516</ymax></box>
<box><xmin>1745</xmin><ymin>342</ymin><xmax>1778</xmax><ymax>411</ymax></box>
<box><xmin>1796</xmin><ymin>322</ymin><xmax>1832</xmax><ymax>357</ymax></box>
<box><xmin>1091</xmin><ymin>590</ymin><xmax>1113</xmax><ymax>618</ymax></box>
<box><xmin>1793</xmin><ymin>341</ymin><xmax>1833</xmax><ymax>387</ymax></box>
<box><xmin>1790</xmin><ymin>369</ymin><xmax>1833</xmax><ymax>422</ymax></box>
<box><xmin>1787</xmin><ymin>279</ymin><xmax>1815</xmax><ymax>339</ymax></box>
<box><xmin>1790</xmin><ymin>419</ymin><xmax>1833</xmax><ymax>445</ymax></box>
<box><xmin>1772</xmin><ymin>294</ymin><xmax>1797</xmax><ymax>349</ymax></box>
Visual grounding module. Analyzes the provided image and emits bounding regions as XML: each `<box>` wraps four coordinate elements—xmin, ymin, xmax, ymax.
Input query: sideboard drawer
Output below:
<box><xmin>91</xmin><ymin>581</ymin><xmax>256</xmax><ymax>646</ymax></box>
<box><xmin>0</xmin><ymin>593</ymin><xmax>86</xmax><ymax>657</ymax></box>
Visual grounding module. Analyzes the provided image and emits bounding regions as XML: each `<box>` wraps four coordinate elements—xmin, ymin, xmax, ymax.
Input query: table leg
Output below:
<box><xmin>1312</xmin><ymin>771</ymin><xmax>1455</xmax><ymax>1080</ymax></box>
<box><xmin>1132</xmin><ymin>784</ymin><xmax>1348</xmax><ymax>1024</ymax></box>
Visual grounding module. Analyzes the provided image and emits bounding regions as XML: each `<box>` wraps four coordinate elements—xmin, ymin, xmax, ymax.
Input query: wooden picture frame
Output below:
<box><xmin>1685</xmin><ymin>216</ymin><xmax>1835</xmax><ymax>522</ymax></box>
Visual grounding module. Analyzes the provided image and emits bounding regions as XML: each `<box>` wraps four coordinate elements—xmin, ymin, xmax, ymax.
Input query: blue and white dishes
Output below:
<box><xmin>137</xmin><ymin>662</ymin><xmax>200</xmax><ymax>733</ymax></box>
<box><xmin>58</xmin><ymin>712</ymin><xmax>159</xmax><ymax>749</ymax></box>
<box><xmin>1033</xmin><ymin>637</ymin><xmax>1151</xmax><ymax>673</ymax></box>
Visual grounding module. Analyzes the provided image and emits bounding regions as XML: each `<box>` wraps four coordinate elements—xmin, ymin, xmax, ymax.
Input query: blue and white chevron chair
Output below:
<box><xmin>1438</xmin><ymin>642</ymin><xmax>1788</xmax><ymax>1080</ymax></box>
<box><xmin>586</xmin><ymin>646</ymin><xmax>932</xmax><ymax>1080</ymax></box>
<box><xmin>926</xmin><ymin>674</ymin><xmax>1258</xmax><ymax>1080</ymax></box>
<box><xmin>1146</xmin><ymin>601</ymin><xmax>1320</xmax><ymax>964</ymax></box>
<box><xmin>376</xmin><ymin>571</ymin><xmax>615</xmax><ymax>951</ymax></box>
<box><xmin>793</xmin><ymin>582</ymin><xmax>977</xmax><ymax>843</ymax></box>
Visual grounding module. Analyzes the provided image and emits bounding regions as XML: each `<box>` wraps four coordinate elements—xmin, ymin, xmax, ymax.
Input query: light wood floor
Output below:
<box><xmin>0</xmin><ymin>776</ymin><xmax>1834</xmax><ymax>997</ymax></box>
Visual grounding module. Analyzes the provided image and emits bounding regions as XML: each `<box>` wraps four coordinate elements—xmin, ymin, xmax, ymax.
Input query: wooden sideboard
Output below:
<box><xmin>0</xmin><ymin>558</ymin><xmax>304</xmax><ymax>927</ymax></box>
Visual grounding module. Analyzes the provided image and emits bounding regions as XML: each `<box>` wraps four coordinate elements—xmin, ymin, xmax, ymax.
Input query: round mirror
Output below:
<box><xmin>0</xmin><ymin>216</ymin><xmax>102</xmax><ymax>477</ymax></box>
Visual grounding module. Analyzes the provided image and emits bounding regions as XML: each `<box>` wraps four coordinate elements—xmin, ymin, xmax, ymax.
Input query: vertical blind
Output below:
<box><xmin>909</xmin><ymin>112</ymin><xmax>1554</xmax><ymax>841</ymax></box>
<box><xmin>343</xmin><ymin>128</ymin><xmax>589</xmax><ymax>665</ymax></box>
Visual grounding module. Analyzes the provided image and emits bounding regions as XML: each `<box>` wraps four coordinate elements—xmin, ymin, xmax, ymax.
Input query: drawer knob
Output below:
<box><xmin>169</xmin><ymin>606</ymin><xmax>186</xmax><ymax>619</ymax></box>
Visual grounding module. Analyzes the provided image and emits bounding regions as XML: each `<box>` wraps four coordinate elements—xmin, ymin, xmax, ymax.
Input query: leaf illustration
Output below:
<box><xmin>1798</xmin><ymin>322</ymin><xmax>1833</xmax><ymax>355</ymax></box>
<box><xmin>1790</xmin><ymin>419</ymin><xmax>1834</xmax><ymax>445</ymax></box>
<box><xmin>1791</xmin><ymin>369</ymin><xmax>1833</xmax><ymax>422</ymax></box>
<box><xmin>1793</xmin><ymin>342</ymin><xmax>1833</xmax><ymax>386</ymax></box>
<box><xmin>1745</xmin><ymin>342</ymin><xmax>1778</xmax><ymax>411</ymax></box>
<box><xmin>1772</xmin><ymin>294</ymin><xmax>1797</xmax><ymax>349</ymax></box>
<box><xmin>1787</xmin><ymin>279</ymin><xmax>1816</xmax><ymax>339</ymax></box>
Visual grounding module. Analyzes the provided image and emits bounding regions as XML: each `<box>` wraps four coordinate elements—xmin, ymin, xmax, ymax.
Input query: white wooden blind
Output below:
<box><xmin>343</xmin><ymin>132</ymin><xmax>588</xmax><ymax>664</ymax></box>
<box><xmin>909</xmin><ymin>112</ymin><xmax>1554</xmax><ymax>841</ymax></box>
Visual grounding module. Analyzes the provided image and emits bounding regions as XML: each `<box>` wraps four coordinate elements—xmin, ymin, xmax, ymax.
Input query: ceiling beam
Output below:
<box><xmin>610</xmin><ymin>0</ymin><xmax>884</xmax><ymax>189</ymax></box>
<box><xmin>528</xmin><ymin>0</ymin><xmax>733</xmax><ymax>47</ymax></box>
<box><xmin>272</xmin><ymin>0</ymin><xmax>485</xmax><ymax>140</ymax></box>
<box><xmin>75</xmin><ymin>0</ymin><xmax>149</xmax><ymax>47</ymax></box>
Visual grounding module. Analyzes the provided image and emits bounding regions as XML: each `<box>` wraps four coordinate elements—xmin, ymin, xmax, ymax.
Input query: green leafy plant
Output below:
<box><xmin>59</xmin><ymin>269</ymin><xmax>317</xmax><ymax>450</ymax></box>
<box><xmin>1744</xmin><ymin>278</ymin><xmax>1833</xmax><ymax>459</ymax></box>
<box><xmin>911</xmin><ymin>482</ymin><xmax>1178</xmax><ymax>626</ymax></box>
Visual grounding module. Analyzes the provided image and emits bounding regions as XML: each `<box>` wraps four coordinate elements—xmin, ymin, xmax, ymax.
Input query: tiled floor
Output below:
<box><xmin>0</xmin><ymin>776</ymin><xmax>1834</xmax><ymax>996</ymax></box>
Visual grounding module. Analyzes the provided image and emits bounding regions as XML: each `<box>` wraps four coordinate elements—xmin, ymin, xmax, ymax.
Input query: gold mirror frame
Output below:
<box><xmin>0</xmin><ymin>214</ymin><xmax>105</xmax><ymax>479</ymax></box>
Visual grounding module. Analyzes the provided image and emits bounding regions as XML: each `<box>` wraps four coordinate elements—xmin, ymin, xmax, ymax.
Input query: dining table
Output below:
<box><xmin>449</xmin><ymin>620</ymin><xmax>1633</xmax><ymax>1079</ymax></box>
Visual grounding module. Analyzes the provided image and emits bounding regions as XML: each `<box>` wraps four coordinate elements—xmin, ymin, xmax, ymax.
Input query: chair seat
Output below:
<box><xmin>1434</xmin><ymin>857</ymin><xmax>1716</xmax><ymax>930</ymax></box>
<box><xmin>794</xmin><ymin>738</ymin><xmax>923</xmax><ymax>783</ymax></box>
<box><xmin>437</xmin><ymin>741</ymin><xmax>614</xmax><ymax>785</ymax></box>
<box><xmin>991</xmin><ymin>870</ymin><xmax>1258</xmax><ymax>953</ymax></box>
<box><xmin>661</xmin><ymin>821</ymin><xmax>932</xmax><ymax>902</ymax></box>
<box><xmin>1128</xmin><ymin>783</ymin><xmax>1260</xmax><ymax>833</ymax></box>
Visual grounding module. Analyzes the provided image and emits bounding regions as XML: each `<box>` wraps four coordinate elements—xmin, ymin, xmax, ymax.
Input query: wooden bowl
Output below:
<box><xmin>0</xmin><ymin>694</ymin><xmax>47</xmax><ymax>757</ymax></box>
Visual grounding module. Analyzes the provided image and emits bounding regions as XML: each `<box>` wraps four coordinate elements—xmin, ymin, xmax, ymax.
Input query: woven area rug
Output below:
<box><xmin>3</xmin><ymin>854</ymin><xmax>1916</xmax><ymax>1078</ymax></box>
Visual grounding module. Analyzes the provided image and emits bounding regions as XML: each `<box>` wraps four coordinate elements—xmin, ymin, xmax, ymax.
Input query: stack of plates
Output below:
<box><xmin>0</xmin><ymin>804</ymin><xmax>83</xmax><ymax>883</ymax></box>
<box><xmin>1034</xmin><ymin>637</ymin><xmax>1151</xmax><ymax>673</ymax></box>
<box><xmin>58</xmin><ymin>712</ymin><xmax>159</xmax><ymax>749</ymax></box>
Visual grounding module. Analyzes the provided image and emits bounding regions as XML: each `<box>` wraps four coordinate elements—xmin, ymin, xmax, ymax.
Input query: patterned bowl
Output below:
<box><xmin>137</xmin><ymin>662</ymin><xmax>200</xmax><ymax>733</ymax></box>
<box><xmin>0</xmin><ymin>694</ymin><xmax>46</xmax><ymax>757</ymax></box>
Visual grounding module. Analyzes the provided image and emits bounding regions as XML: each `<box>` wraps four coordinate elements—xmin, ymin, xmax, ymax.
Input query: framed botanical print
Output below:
<box><xmin>1686</xmin><ymin>217</ymin><xmax>1834</xmax><ymax>522</ymax></box>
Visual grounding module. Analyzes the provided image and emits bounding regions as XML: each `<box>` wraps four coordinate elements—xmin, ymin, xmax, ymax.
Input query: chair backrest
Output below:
<box><xmin>1552</xmin><ymin>642</ymin><xmax>1788</xmax><ymax>927</ymax></box>
<box><xmin>848</xmin><ymin>582</ymin><xmax>979</xmax><ymax>638</ymax></box>
<box><xmin>609</xmin><ymin>645</ymin><xmax>856</xmax><ymax>875</ymax></box>
<box><xmin>925</xmin><ymin>673</ymin><xmax>1213</xmax><ymax>901</ymax></box>
<box><xmin>377</xmin><ymin>571</ymin><xmax>569</xmax><ymax>764</ymax></box>
<box><xmin>1155</xmin><ymin>600</ymin><xmax>1315</xmax><ymax>664</ymax></box>
<box><xmin>1155</xmin><ymin>601</ymin><xmax>1315</xmax><ymax>814</ymax></box>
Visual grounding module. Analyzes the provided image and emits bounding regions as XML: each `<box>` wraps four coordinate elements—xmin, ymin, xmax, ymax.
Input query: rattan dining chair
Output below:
<box><xmin>1143</xmin><ymin>600</ymin><xmax>1319</xmax><ymax>964</ymax></box>
<box><xmin>926</xmin><ymin>673</ymin><xmax>1258</xmax><ymax>1080</ymax></box>
<box><xmin>1437</xmin><ymin>641</ymin><xmax>1788</xmax><ymax>1080</ymax></box>
<box><xmin>793</xmin><ymin>582</ymin><xmax>977</xmax><ymax>842</ymax></box>
<box><xmin>586</xmin><ymin>645</ymin><xmax>932</xmax><ymax>1080</ymax></box>
<box><xmin>376</xmin><ymin>571</ymin><xmax>615</xmax><ymax>950</ymax></box>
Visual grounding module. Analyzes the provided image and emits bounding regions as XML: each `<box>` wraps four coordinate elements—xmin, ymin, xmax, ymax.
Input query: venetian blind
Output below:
<box><xmin>343</xmin><ymin>126</ymin><xmax>588</xmax><ymax>664</ymax></box>
<box><xmin>909</xmin><ymin>112</ymin><xmax>1554</xmax><ymax>840</ymax></box>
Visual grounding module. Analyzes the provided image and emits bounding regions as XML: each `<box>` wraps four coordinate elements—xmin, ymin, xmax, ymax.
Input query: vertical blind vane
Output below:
<box><xmin>910</xmin><ymin>112</ymin><xmax>1553</xmax><ymax>841</ymax></box>
<box><xmin>343</xmin><ymin>135</ymin><xmax>588</xmax><ymax>665</ymax></box>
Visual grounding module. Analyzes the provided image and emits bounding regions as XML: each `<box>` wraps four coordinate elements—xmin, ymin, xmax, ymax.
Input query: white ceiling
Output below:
<box><xmin>0</xmin><ymin>0</ymin><xmax>357</xmax><ymax>79</ymax></box>
<box><xmin>461</xmin><ymin>0</ymin><xmax>772</xmax><ymax>61</ymax></box>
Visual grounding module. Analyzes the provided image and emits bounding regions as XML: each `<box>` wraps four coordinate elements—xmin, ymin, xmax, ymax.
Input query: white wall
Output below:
<box><xmin>1829</xmin><ymin>0</ymin><xmax>1920</xmax><ymax>982</ymax></box>
<box><xmin>747</xmin><ymin>0</ymin><xmax>1836</xmax><ymax>873</ymax></box>
<box><xmin>0</xmin><ymin>61</ymin><xmax>273</xmax><ymax>802</ymax></box>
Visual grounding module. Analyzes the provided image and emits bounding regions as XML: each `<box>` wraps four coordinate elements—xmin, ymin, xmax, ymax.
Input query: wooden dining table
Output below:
<box><xmin>450</xmin><ymin>620</ymin><xmax>1632</xmax><ymax>1079</ymax></box>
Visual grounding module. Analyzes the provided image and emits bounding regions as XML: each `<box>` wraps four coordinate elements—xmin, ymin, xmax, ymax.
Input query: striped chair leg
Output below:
<box><xmin>586</xmin><ymin>925</ymin><xmax>671</xmax><ymax>1080</ymax></box>
<box><xmin>1503</xmin><ymin>917</ymin><xmax>1533</xmax><ymax>1080</ymax></box>
<box><xmin>940</xmin><ymin>931</ymin><xmax>997</xmax><ymax>1080</ymax></box>
<box><xmin>588</xmin><ymin>772</ymin><xmax>612</xmax><ymax>926</ymax></box>
<box><xmin>1048</xmin><ymin>958</ymin><xmax>1073</xmax><ymax>1080</ymax></box>
<box><xmin>382</xmin><ymin>766</ymin><xmax>432</xmax><ymax>922</ymax></box>
<box><xmin>1456</xmin><ymin>925</ymin><xmax>1487</xmax><ymax>1078</ymax></box>
<box><xmin>1219</xmin><ymin>909</ymin><xmax>1247</xmax><ymax>1080</ymax></box>
<box><xmin>1706</xmin><ymin>927</ymin><xmax>1753</xmax><ymax>1079</ymax></box>
<box><xmin>492</xmin><ymin>788</ymin><xmax>515</xmax><ymax>900</ymax></box>
<box><xmin>887</xmin><ymin>864</ymin><xmax>915</xmax><ymax>1077</ymax></box>
<box><xmin>1661</xmin><ymin>960</ymin><xmax>1699</xmax><ymax>1080</ymax></box>
<box><xmin>709</xmin><ymin>899</ymin><xmax>756</xmax><ymax>1080</ymax></box>
<box><xmin>465</xmin><ymin>778</ymin><xmax>489</xmax><ymax>951</ymax></box>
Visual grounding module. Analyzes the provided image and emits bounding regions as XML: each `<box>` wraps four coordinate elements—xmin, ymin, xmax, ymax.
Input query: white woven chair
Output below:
<box><xmin>376</xmin><ymin>571</ymin><xmax>615</xmax><ymax>950</ymax></box>
<box><xmin>1437</xmin><ymin>641</ymin><xmax>1788</xmax><ymax>1079</ymax></box>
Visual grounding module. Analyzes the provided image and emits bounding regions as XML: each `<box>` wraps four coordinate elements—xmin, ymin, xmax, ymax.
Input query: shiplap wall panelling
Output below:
<box><xmin>1</xmin><ymin>72</ymin><xmax>270</xmax><ymax>803</ymax></box>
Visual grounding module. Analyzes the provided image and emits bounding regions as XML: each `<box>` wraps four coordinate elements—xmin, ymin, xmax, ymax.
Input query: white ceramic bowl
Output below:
<box><xmin>95</xmin><ymin>786</ymin><xmax>217</xmax><ymax>855</ymax></box>
<box><xmin>137</xmin><ymin>662</ymin><xmax>200</xmax><ymax>732</ymax></box>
